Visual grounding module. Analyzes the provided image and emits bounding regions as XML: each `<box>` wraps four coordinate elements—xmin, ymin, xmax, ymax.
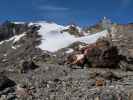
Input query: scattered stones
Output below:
<box><xmin>20</xmin><ymin>60</ymin><xmax>39</xmax><ymax>73</ymax></box>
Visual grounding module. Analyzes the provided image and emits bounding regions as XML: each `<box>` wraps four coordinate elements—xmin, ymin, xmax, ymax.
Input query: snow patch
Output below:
<box><xmin>66</xmin><ymin>48</ymin><xmax>74</xmax><ymax>54</ymax></box>
<box><xmin>0</xmin><ymin>41</ymin><xmax>4</xmax><ymax>45</ymax></box>
<box><xmin>37</xmin><ymin>22</ymin><xmax>77</xmax><ymax>52</ymax></box>
<box><xmin>3</xmin><ymin>54</ymin><xmax>7</xmax><ymax>57</ymax></box>
<box><xmin>12</xmin><ymin>46</ymin><xmax>17</xmax><ymax>49</ymax></box>
<box><xmin>13</xmin><ymin>33</ymin><xmax>26</xmax><ymax>43</ymax></box>
<box><xmin>78</xmin><ymin>30</ymin><xmax>108</xmax><ymax>44</ymax></box>
<box><xmin>39</xmin><ymin>32</ymin><xmax>77</xmax><ymax>52</ymax></box>
<box><xmin>37</xmin><ymin>22</ymin><xmax>108</xmax><ymax>52</ymax></box>
<box><xmin>0</xmin><ymin>33</ymin><xmax>26</xmax><ymax>45</ymax></box>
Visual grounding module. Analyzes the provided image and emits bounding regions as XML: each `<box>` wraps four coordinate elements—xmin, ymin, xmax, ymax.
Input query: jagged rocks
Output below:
<box><xmin>0</xmin><ymin>21</ymin><xmax>132</xmax><ymax>100</ymax></box>
<box><xmin>119</xmin><ymin>61</ymin><xmax>133</xmax><ymax>71</ymax></box>
<box><xmin>61</xmin><ymin>25</ymin><xmax>80</xmax><ymax>36</ymax></box>
<box><xmin>0</xmin><ymin>21</ymin><xmax>30</xmax><ymax>41</ymax></box>
<box><xmin>0</xmin><ymin>74</ymin><xmax>16</xmax><ymax>91</ymax></box>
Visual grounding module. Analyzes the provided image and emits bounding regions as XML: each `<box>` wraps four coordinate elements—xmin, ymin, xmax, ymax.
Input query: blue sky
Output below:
<box><xmin>0</xmin><ymin>0</ymin><xmax>133</xmax><ymax>26</ymax></box>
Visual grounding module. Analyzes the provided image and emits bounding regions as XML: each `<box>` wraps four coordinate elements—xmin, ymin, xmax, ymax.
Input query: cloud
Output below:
<box><xmin>36</xmin><ymin>4</ymin><xmax>70</xmax><ymax>20</ymax></box>
<box><xmin>121</xmin><ymin>0</ymin><xmax>131</xmax><ymax>8</ymax></box>
<box><xmin>38</xmin><ymin>5</ymin><xmax>69</xmax><ymax>11</ymax></box>
<box><xmin>34</xmin><ymin>3</ymin><xmax>79</xmax><ymax>23</ymax></box>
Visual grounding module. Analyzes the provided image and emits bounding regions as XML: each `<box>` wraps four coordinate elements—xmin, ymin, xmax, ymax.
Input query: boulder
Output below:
<box><xmin>86</xmin><ymin>46</ymin><xmax>120</xmax><ymax>68</ymax></box>
<box><xmin>20</xmin><ymin>60</ymin><xmax>39</xmax><ymax>73</ymax></box>
<box><xmin>0</xmin><ymin>74</ymin><xmax>16</xmax><ymax>91</ymax></box>
<box><xmin>67</xmin><ymin>39</ymin><xmax>131</xmax><ymax>69</ymax></box>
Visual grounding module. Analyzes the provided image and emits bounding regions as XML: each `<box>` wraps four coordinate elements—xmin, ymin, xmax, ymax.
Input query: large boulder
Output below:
<box><xmin>67</xmin><ymin>39</ymin><xmax>128</xmax><ymax>68</ymax></box>
<box><xmin>85</xmin><ymin>39</ymin><xmax>123</xmax><ymax>68</ymax></box>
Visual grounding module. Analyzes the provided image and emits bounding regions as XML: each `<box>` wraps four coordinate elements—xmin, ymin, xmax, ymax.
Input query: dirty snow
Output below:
<box><xmin>0</xmin><ymin>41</ymin><xmax>4</xmax><ymax>45</ymax></box>
<box><xmin>66</xmin><ymin>48</ymin><xmax>74</xmax><ymax>54</ymax></box>
<box><xmin>13</xmin><ymin>33</ymin><xmax>26</xmax><ymax>43</ymax></box>
<box><xmin>37</xmin><ymin>22</ymin><xmax>108</xmax><ymax>52</ymax></box>
<box><xmin>12</xmin><ymin>45</ymin><xmax>21</xmax><ymax>50</ymax></box>
<box><xmin>75</xmin><ymin>54</ymin><xmax>85</xmax><ymax>61</ymax></box>
<box><xmin>0</xmin><ymin>33</ymin><xmax>26</xmax><ymax>45</ymax></box>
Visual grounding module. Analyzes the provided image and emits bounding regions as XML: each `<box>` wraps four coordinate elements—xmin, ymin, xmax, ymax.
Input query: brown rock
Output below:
<box><xmin>16</xmin><ymin>84</ymin><xmax>32</xmax><ymax>97</ymax></box>
<box><xmin>96</xmin><ymin>79</ymin><xmax>105</xmax><ymax>87</ymax></box>
<box><xmin>128</xmin><ymin>90</ymin><xmax>133</xmax><ymax>100</ymax></box>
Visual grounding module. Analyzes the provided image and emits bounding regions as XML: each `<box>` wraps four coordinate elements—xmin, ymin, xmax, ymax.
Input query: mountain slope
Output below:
<box><xmin>0</xmin><ymin>20</ymin><xmax>133</xmax><ymax>100</ymax></box>
<box><xmin>36</xmin><ymin>22</ymin><xmax>108</xmax><ymax>52</ymax></box>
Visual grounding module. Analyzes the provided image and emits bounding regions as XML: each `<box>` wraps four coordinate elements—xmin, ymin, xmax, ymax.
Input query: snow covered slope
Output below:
<box><xmin>0</xmin><ymin>21</ymin><xmax>108</xmax><ymax>52</ymax></box>
<box><xmin>0</xmin><ymin>33</ymin><xmax>26</xmax><ymax>45</ymax></box>
<box><xmin>36</xmin><ymin>22</ymin><xmax>108</xmax><ymax>52</ymax></box>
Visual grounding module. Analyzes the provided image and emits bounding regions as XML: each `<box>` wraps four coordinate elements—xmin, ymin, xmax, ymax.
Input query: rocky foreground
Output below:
<box><xmin>0</xmin><ymin>20</ymin><xmax>133</xmax><ymax>100</ymax></box>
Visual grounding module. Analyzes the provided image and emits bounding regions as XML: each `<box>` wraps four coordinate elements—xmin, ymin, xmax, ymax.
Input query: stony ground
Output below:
<box><xmin>0</xmin><ymin>22</ymin><xmax>133</xmax><ymax>100</ymax></box>
<box><xmin>1</xmin><ymin>62</ymin><xmax>133</xmax><ymax>100</ymax></box>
